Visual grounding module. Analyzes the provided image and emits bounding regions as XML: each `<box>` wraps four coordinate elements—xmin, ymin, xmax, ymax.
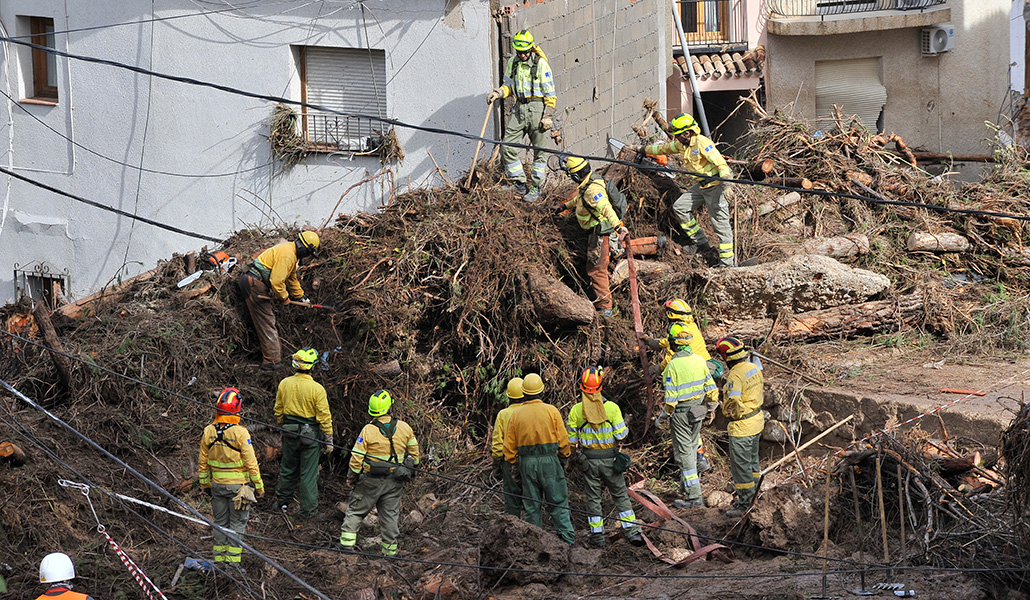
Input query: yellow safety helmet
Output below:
<box><xmin>368</xmin><ymin>389</ymin><xmax>393</xmax><ymax>417</ymax></box>
<box><xmin>513</xmin><ymin>30</ymin><xmax>535</xmax><ymax>52</ymax></box>
<box><xmin>506</xmin><ymin>377</ymin><xmax>525</xmax><ymax>401</ymax></box>
<box><xmin>292</xmin><ymin>347</ymin><xmax>318</xmax><ymax>371</ymax></box>
<box><xmin>669</xmin><ymin>113</ymin><xmax>701</xmax><ymax>136</ymax></box>
<box><xmin>715</xmin><ymin>336</ymin><xmax>748</xmax><ymax>362</ymax></box>
<box><xmin>667</xmin><ymin>323</ymin><xmax>694</xmax><ymax>349</ymax></box>
<box><xmin>522</xmin><ymin>373</ymin><xmax>544</xmax><ymax>397</ymax></box>
<box><xmin>664</xmin><ymin>298</ymin><xmax>692</xmax><ymax>321</ymax></box>
<box><xmin>564</xmin><ymin>155</ymin><xmax>591</xmax><ymax>183</ymax></box>
<box><xmin>295</xmin><ymin>230</ymin><xmax>320</xmax><ymax>258</ymax></box>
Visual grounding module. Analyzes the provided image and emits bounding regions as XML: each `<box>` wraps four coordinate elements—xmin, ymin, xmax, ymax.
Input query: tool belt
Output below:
<box><xmin>517</xmin><ymin>442</ymin><xmax>560</xmax><ymax>457</ymax></box>
<box><xmin>731</xmin><ymin>407</ymin><xmax>762</xmax><ymax>422</ymax></box>
<box><xmin>582</xmin><ymin>448</ymin><xmax>618</xmax><ymax>459</ymax></box>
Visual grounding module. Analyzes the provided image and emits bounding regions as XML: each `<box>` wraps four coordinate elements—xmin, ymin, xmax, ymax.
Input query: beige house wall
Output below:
<box><xmin>495</xmin><ymin>0</ymin><xmax>667</xmax><ymax>157</ymax></box>
<box><xmin>765</xmin><ymin>0</ymin><xmax>1010</xmax><ymax>156</ymax></box>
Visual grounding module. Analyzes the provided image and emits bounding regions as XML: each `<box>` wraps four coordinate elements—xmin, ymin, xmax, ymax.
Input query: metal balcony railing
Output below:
<box><xmin>769</xmin><ymin>0</ymin><xmax>945</xmax><ymax>17</ymax></box>
<box><xmin>676</xmin><ymin>0</ymin><xmax>748</xmax><ymax>52</ymax></box>
<box><xmin>302</xmin><ymin>112</ymin><xmax>384</xmax><ymax>153</ymax></box>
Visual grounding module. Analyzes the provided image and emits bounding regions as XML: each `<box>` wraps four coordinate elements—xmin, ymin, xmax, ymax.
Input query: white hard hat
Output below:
<box><xmin>39</xmin><ymin>552</ymin><xmax>75</xmax><ymax>583</ymax></box>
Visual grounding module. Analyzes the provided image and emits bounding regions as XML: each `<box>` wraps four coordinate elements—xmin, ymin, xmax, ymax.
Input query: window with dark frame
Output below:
<box><xmin>30</xmin><ymin>16</ymin><xmax>57</xmax><ymax>101</ymax></box>
<box><xmin>298</xmin><ymin>45</ymin><xmax>387</xmax><ymax>152</ymax></box>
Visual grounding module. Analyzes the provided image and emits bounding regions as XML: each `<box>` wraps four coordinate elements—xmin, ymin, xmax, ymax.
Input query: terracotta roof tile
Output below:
<box><xmin>675</xmin><ymin>45</ymin><xmax>765</xmax><ymax>81</ymax></box>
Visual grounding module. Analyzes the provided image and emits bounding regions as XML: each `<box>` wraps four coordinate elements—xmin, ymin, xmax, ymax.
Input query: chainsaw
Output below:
<box><xmin>608</xmin><ymin>138</ymin><xmax>675</xmax><ymax>179</ymax></box>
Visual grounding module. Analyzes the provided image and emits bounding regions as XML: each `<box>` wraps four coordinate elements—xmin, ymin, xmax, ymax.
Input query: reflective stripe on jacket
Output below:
<box><xmin>501</xmin><ymin>53</ymin><xmax>557</xmax><ymax>108</ymax></box>
<box><xmin>490</xmin><ymin>402</ymin><xmax>523</xmax><ymax>460</ymax></box>
<box><xmin>566</xmin><ymin>178</ymin><xmax>620</xmax><ymax>232</ymax></box>
<box><xmin>503</xmin><ymin>399</ymin><xmax>571</xmax><ymax>463</ymax></box>
<box><xmin>567</xmin><ymin>399</ymin><xmax>628</xmax><ymax>449</ymax></box>
<box><xmin>722</xmin><ymin>360</ymin><xmax>765</xmax><ymax>437</ymax></box>
<box><xmin>348</xmin><ymin>415</ymin><xmax>420</xmax><ymax>474</ymax></box>
<box><xmin>255</xmin><ymin>241</ymin><xmax>305</xmax><ymax>301</ymax></box>
<box><xmin>644</xmin><ymin>135</ymin><xmax>731</xmax><ymax>181</ymax></box>
<box><xmin>197</xmin><ymin>415</ymin><xmax>264</xmax><ymax>492</ymax></box>
<box><xmin>658</xmin><ymin>318</ymin><xmax>710</xmax><ymax>369</ymax></box>
<box><xmin>274</xmin><ymin>373</ymin><xmax>333</xmax><ymax>435</ymax></box>
<box><xmin>663</xmin><ymin>350</ymin><xmax>718</xmax><ymax>411</ymax></box>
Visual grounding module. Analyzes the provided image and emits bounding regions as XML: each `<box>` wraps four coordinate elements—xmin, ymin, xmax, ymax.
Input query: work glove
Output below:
<box><xmin>552</xmin><ymin>203</ymin><xmax>566</xmax><ymax>216</ymax></box>
<box><xmin>299</xmin><ymin>296</ymin><xmax>311</xmax><ymax>304</ymax></box>
<box><xmin>281</xmin><ymin>296</ymin><xmax>291</xmax><ymax>305</ymax></box>
<box><xmin>491</xmin><ymin>458</ymin><xmax>503</xmax><ymax>480</ymax></box>
<box><xmin>322</xmin><ymin>433</ymin><xmax>334</xmax><ymax>455</ymax></box>
<box><xmin>559</xmin><ymin>454</ymin><xmax>569</xmax><ymax>471</ymax></box>
<box><xmin>644</xmin><ymin>337</ymin><xmax>663</xmax><ymax>351</ymax></box>
<box><xmin>256</xmin><ymin>490</ymin><xmax>265</xmax><ymax>500</ymax></box>
<box><xmin>486</xmin><ymin>87</ymin><xmax>505</xmax><ymax>104</ymax></box>
<box><xmin>647</xmin><ymin>364</ymin><xmax>662</xmax><ymax>377</ymax></box>
<box><xmin>346</xmin><ymin>470</ymin><xmax>360</xmax><ymax>487</ymax></box>
<box><xmin>654</xmin><ymin>411</ymin><xmax>667</xmax><ymax>428</ymax></box>
<box><xmin>540</xmin><ymin>116</ymin><xmax>553</xmax><ymax>132</ymax></box>
<box><xmin>232</xmin><ymin>485</ymin><xmax>257</xmax><ymax>510</ymax></box>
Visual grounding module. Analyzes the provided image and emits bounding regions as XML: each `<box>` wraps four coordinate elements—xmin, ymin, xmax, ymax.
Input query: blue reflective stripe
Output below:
<box><xmin>745</xmin><ymin>368</ymin><xmax>759</xmax><ymax>378</ymax></box>
<box><xmin>668</xmin><ymin>377</ymin><xmax>709</xmax><ymax>392</ymax></box>
<box><xmin>588</xmin><ymin>516</ymin><xmax>604</xmax><ymax>532</ymax></box>
<box><xmin>728</xmin><ymin>390</ymin><xmax>742</xmax><ymax>398</ymax></box>
<box><xmin>611</xmin><ymin>420</ymin><xmax>628</xmax><ymax>440</ymax></box>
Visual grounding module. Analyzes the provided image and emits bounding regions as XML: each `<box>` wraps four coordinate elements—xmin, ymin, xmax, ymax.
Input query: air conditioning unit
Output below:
<box><xmin>921</xmin><ymin>24</ymin><xmax>955</xmax><ymax>56</ymax></box>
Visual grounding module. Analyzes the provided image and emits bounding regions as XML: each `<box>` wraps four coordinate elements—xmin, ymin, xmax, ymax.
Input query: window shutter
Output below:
<box><xmin>815</xmin><ymin>57</ymin><xmax>886</xmax><ymax>132</ymax></box>
<box><xmin>305</xmin><ymin>47</ymin><xmax>387</xmax><ymax>140</ymax></box>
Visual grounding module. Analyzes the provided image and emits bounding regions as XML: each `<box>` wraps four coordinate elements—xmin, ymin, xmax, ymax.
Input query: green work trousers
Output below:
<box><xmin>500</xmin><ymin>101</ymin><xmax>548</xmax><ymax>189</ymax></box>
<box><xmin>729</xmin><ymin>433</ymin><xmax>761</xmax><ymax>508</ymax></box>
<box><xmin>501</xmin><ymin>460</ymin><xmax>523</xmax><ymax>517</ymax></box>
<box><xmin>519</xmin><ymin>453</ymin><xmax>575</xmax><ymax>544</ymax></box>
<box><xmin>671</xmin><ymin>182</ymin><xmax>734</xmax><ymax>267</ymax></box>
<box><xmin>670</xmin><ymin>409</ymin><xmax>703</xmax><ymax>500</ymax></box>
<box><xmin>211</xmin><ymin>483</ymin><xmax>250</xmax><ymax>565</ymax></box>
<box><xmin>339</xmin><ymin>475</ymin><xmax>405</xmax><ymax>556</ymax></box>
<box><xmin>581</xmin><ymin>456</ymin><xmax>641</xmax><ymax>537</ymax></box>
<box><xmin>276</xmin><ymin>420</ymin><xmax>322</xmax><ymax>519</ymax></box>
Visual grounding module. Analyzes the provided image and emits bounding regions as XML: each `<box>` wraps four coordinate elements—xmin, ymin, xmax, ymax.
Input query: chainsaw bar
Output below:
<box><xmin>607</xmin><ymin>138</ymin><xmax>675</xmax><ymax>179</ymax></box>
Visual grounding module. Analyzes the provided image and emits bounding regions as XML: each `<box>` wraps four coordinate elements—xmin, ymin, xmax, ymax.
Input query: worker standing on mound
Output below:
<box><xmin>503</xmin><ymin>373</ymin><xmax>575</xmax><ymax>544</ymax></box>
<box><xmin>237</xmin><ymin>231</ymin><xmax>320</xmax><ymax>370</ymax></box>
<box><xmin>491</xmin><ymin>377</ymin><xmax>526</xmax><ymax>517</ymax></box>
<box><xmin>716</xmin><ymin>336</ymin><xmax>765</xmax><ymax>518</ymax></box>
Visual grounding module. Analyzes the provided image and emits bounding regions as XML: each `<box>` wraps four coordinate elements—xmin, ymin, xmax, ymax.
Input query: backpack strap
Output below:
<box><xmin>509</xmin><ymin>53</ymin><xmax>540</xmax><ymax>100</ymax></box>
<box><xmin>207</xmin><ymin>423</ymin><xmax>242</xmax><ymax>454</ymax></box>
<box><xmin>369</xmin><ymin>417</ymin><xmax>399</xmax><ymax>464</ymax></box>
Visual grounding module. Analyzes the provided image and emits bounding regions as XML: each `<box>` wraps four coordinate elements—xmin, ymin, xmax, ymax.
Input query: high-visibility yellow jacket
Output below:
<box><xmin>644</xmin><ymin>135</ymin><xmax>731</xmax><ymax>185</ymax></box>
<box><xmin>503</xmin><ymin>399</ymin><xmax>571</xmax><ymax>463</ymax></box>
<box><xmin>274</xmin><ymin>373</ymin><xmax>333</xmax><ymax>435</ymax></box>
<box><xmin>662</xmin><ymin>349</ymin><xmax>718</xmax><ymax>413</ymax></box>
<box><xmin>658</xmin><ymin>318</ymin><xmax>710</xmax><ymax>370</ymax></box>
<box><xmin>567</xmin><ymin>398</ymin><xmax>628</xmax><ymax>450</ymax></box>
<box><xmin>500</xmin><ymin>49</ymin><xmax>557</xmax><ymax>108</ymax></box>
<box><xmin>564</xmin><ymin>177</ymin><xmax>622</xmax><ymax>233</ymax></box>
<box><xmin>722</xmin><ymin>360</ymin><xmax>765</xmax><ymax>437</ymax></box>
<box><xmin>198</xmin><ymin>415</ymin><xmax>264</xmax><ymax>492</ymax></box>
<box><xmin>490</xmin><ymin>402</ymin><xmax>523</xmax><ymax>460</ymax></box>
<box><xmin>253</xmin><ymin>241</ymin><xmax>305</xmax><ymax>302</ymax></box>
<box><xmin>348</xmin><ymin>415</ymin><xmax>420</xmax><ymax>474</ymax></box>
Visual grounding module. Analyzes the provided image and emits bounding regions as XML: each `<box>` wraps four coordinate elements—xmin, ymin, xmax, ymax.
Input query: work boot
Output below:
<box><xmin>724</xmin><ymin>505</ymin><xmax>747</xmax><ymax>519</ymax></box>
<box><xmin>512</xmin><ymin>181</ymin><xmax>529</xmax><ymax>196</ymax></box>
<box><xmin>260</xmin><ymin>362</ymin><xmax>282</xmax><ymax>372</ymax></box>
<box><xmin>673</xmin><ymin>498</ymin><xmax>704</xmax><ymax>509</ymax></box>
<box><xmin>598</xmin><ymin>308</ymin><xmax>615</xmax><ymax>318</ymax></box>
<box><xmin>588</xmin><ymin>533</ymin><xmax>607</xmax><ymax>548</ymax></box>
<box><xmin>626</xmin><ymin>532</ymin><xmax>645</xmax><ymax>547</ymax></box>
<box><xmin>696</xmin><ymin>451</ymin><xmax>711</xmax><ymax>473</ymax></box>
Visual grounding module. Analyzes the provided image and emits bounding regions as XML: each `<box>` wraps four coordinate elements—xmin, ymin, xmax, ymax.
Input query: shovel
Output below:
<box><xmin>463</xmin><ymin>100</ymin><xmax>494</xmax><ymax>189</ymax></box>
<box><xmin>258</xmin><ymin>295</ymin><xmax>336</xmax><ymax>311</ymax></box>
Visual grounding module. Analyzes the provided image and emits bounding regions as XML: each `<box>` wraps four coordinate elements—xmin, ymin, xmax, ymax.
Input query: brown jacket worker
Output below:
<box><xmin>503</xmin><ymin>373</ymin><xmax>575</xmax><ymax>544</ymax></box>
<box><xmin>35</xmin><ymin>553</ymin><xmax>94</xmax><ymax>600</ymax></box>
<box><xmin>274</xmin><ymin>348</ymin><xmax>333</xmax><ymax>520</ymax></box>
<box><xmin>237</xmin><ymin>231</ymin><xmax>320</xmax><ymax>370</ymax></box>
<box><xmin>340</xmin><ymin>390</ymin><xmax>421</xmax><ymax>557</ymax></box>
<box><xmin>554</xmin><ymin>156</ymin><xmax>628</xmax><ymax>318</ymax></box>
<box><xmin>491</xmin><ymin>377</ymin><xmax>526</xmax><ymax>517</ymax></box>
<box><xmin>716</xmin><ymin>336</ymin><xmax>765</xmax><ymax>518</ymax></box>
<box><xmin>198</xmin><ymin>387</ymin><xmax>264</xmax><ymax>569</ymax></box>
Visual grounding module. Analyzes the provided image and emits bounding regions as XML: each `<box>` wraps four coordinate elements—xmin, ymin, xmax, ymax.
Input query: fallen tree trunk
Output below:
<box><xmin>906</xmin><ymin>232</ymin><xmax>970</xmax><ymax>253</ymax></box>
<box><xmin>610</xmin><ymin>259</ymin><xmax>675</xmax><ymax>287</ymax></box>
<box><xmin>707</xmin><ymin>293</ymin><xmax>924</xmax><ymax>343</ymax></box>
<box><xmin>525</xmin><ymin>268</ymin><xmax>595</xmax><ymax>326</ymax></box>
<box><xmin>57</xmin><ymin>267</ymin><xmax>159</xmax><ymax>318</ymax></box>
<box><xmin>796</xmin><ymin>233</ymin><xmax>870</xmax><ymax>258</ymax></box>
<box><xmin>32</xmin><ymin>301</ymin><xmax>74</xmax><ymax>391</ymax></box>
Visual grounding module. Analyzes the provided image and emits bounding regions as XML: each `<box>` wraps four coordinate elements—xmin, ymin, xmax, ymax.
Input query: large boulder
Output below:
<box><xmin>708</xmin><ymin>254</ymin><xmax>890</xmax><ymax>318</ymax></box>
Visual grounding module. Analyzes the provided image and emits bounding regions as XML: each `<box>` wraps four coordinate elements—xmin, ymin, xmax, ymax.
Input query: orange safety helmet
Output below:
<box><xmin>216</xmin><ymin>387</ymin><xmax>242</xmax><ymax>414</ymax></box>
<box><xmin>715</xmin><ymin>336</ymin><xmax>747</xmax><ymax>362</ymax></box>
<box><xmin>580</xmin><ymin>366</ymin><xmax>604</xmax><ymax>394</ymax></box>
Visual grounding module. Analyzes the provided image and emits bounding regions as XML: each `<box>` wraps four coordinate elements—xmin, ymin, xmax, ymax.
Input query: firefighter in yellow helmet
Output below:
<box><xmin>273</xmin><ymin>347</ymin><xmax>333</xmax><ymax>521</ymax></box>
<box><xmin>503</xmin><ymin>373</ymin><xmax>575</xmax><ymax>544</ymax></box>
<box><xmin>629</xmin><ymin>113</ymin><xmax>735</xmax><ymax>267</ymax></box>
<box><xmin>198</xmin><ymin>387</ymin><xmax>264</xmax><ymax>571</ymax></box>
<box><xmin>486</xmin><ymin>29</ymin><xmax>557</xmax><ymax>202</ymax></box>
<box><xmin>491</xmin><ymin>377</ymin><xmax>526</xmax><ymax>516</ymax></box>
<box><xmin>662</xmin><ymin>323</ymin><xmax>718</xmax><ymax>509</ymax></box>
<box><xmin>554</xmin><ymin>156</ymin><xmax>629</xmax><ymax>318</ymax></box>
<box><xmin>566</xmin><ymin>367</ymin><xmax>644</xmax><ymax>548</ymax></box>
<box><xmin>36</xmin><ymin>553</ymin><xmax>95</xmax><ymax>600</ymax></box>
<box><xmin>716</xmin><ymin>336</ymin><xmax>765</xmax><ymax>518</ymax></box>
<box><xmin>340</xmin><ymin>390</ymin><xmax>420</xmax><ymax>557</ymax></box>
<box><xmin>237</xmin><ymin>230</ymin><xmax>321</xmax><ymax>370</ymax></box>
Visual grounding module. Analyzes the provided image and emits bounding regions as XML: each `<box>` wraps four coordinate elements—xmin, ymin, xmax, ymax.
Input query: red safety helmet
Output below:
<box><xmin>715</xmin><ymin>336</ymin><xmax>747</xmax><ymax>362</ymax></box>
<box><xmin>216</xmin><ymin>387</ymin><xmax>242</xmax><ymax>414</ymax></box>
<box><xmin>580</xmin><ymin>366</ymin><xmax>604</xmax><ymax>394</ymax></box>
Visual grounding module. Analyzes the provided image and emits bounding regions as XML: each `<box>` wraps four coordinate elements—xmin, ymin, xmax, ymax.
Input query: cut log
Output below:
<box><xmin>610</xmin><ymin>259</ymin><xmax>674</xmax><ymax>287</ymax></box>
<box><xmin>185</xmin><ymin>251</ymin><xmax>196</xmax><ymax>274</ymax></box>
<box><xmin>761</xmin><ymin>159</ymin><xmax>776</xmax><ymax>174</ymax></box>
<box><xmin>525</xmin><ymin>268</ymin><xmax>596</xmax><ymax>326</ymax></box>
<box><xmin>906</xmin><ymin>232</ymin><xmax>970</xmax><ymax>253</ymax></box>
<box><xmin>847</xmin><ymin>171</ymin><xmax>873</xmax><ymax>187</ymax></box>
<box><xmin>707</xmin><ymin>293</ymin><xmax>923</xmax><ymax>343</ymax></box>
<box><xmin>0</xmin><ymin>442</ymin><xmax>27</xmax><ymax>466</ymax></box>
<box><xmin>744</xmin><ymin>191</ymin><xmax>801</xmax><ymax>219</ymax></box>
<box><xmin>32</xmin><ymin>301</ymin><xmax>74</xmax><ymax>391</ymax></box>
<box><xmin>797</xmin><ymin>233</ymin><xmax>870</xmax><ymax>259</ymax></box>
<box><xmin>763</xmin><ymin>176</ymin><xmax>812</xmax><ymax>190</ymax></box>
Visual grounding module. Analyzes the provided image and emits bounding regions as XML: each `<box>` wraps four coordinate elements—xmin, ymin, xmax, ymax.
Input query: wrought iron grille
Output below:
<box><xmin>302</xmin><ymin>112</ymin><xmax>384</xmax><ymax>153</ymax></box>
<box><xmin>769</xmin><ymin>0</ymin><xmax>945</xmax><ymax>17</ymax></box>
<box><xmin>676</xmin><ymin>0</ymin><xmax>748</xmax><ymax>51</ymax></box>
<box><xmin>14</xmin><ymin>261</ymin><xmax>69</xmax><ymax>309</ymax></box>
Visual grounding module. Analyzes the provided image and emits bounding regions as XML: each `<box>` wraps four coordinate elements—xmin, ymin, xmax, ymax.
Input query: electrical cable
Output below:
<box><xmin>0</xmin><ymin>165</ymin><xmax>225</xmax><ymax>244</ymax></box>
<box><xmin>4</xmin><ymin>34</ymin><xmax>1028</xmax><ymax>225</ymax></box>
<box><xmin>0</xmin><ymin>378</ymin><xmax>334</xmax><ymax>600</ymax></box>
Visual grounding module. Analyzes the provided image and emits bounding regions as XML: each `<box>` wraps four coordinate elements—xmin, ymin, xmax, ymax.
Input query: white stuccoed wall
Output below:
<box><xmin>0</xmin><ymin>0</ymin><xmax>493</xmax><ymax>302</ymax></box>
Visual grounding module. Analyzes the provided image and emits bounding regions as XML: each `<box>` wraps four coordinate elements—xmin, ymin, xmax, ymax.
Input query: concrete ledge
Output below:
<box><xmin>768</xmin><ymin>6</ymin><xmax>950</xmax><ymax>36</ymax></box>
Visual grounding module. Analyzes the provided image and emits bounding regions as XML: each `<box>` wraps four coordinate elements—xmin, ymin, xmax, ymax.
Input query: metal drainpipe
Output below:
<box><xmin>671</xmin><ymin>4</ymin><xmax>710</xmax><ymax>136</ymax></box>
